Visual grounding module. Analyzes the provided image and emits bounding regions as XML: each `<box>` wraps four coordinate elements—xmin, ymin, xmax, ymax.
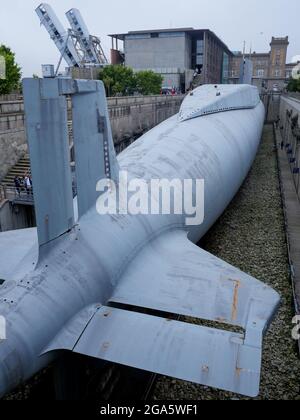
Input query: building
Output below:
<box><xmin>109</xmin><ymin>28</ymin><xmax>233</xmax><ymax>92</ymax></box>
<box><xmin>109</xmin><ymin>29</ymin><xmax>293</xmax><ymax>92</ymax></box>
<box><xmin>228</xmin><ymin>37</ymin><xmax>290</xmax><ymax>91</ymax></box>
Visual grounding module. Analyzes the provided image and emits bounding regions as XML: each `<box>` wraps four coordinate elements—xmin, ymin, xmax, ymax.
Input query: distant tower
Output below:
<box><xmin>269</xmin><ymin>36</ymin><xmax>289</xmax><ymax>79</ymax></box>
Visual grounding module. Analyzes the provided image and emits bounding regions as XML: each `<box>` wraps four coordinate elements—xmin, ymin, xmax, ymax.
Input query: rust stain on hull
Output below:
<box><xmin>231</xmin><ymin>280</ymin><xmax>241</xmax><ymax>322</ymax></box>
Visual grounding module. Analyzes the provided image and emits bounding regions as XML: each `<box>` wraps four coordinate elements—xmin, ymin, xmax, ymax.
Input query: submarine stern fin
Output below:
<box><xmin>42</xmin><ymin>230</ymin><xmax>279</xmax><ymax>398</ymax></box>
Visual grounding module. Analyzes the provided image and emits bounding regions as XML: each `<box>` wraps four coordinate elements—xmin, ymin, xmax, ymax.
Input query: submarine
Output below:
<box><xmin>0</xmin><ymin>79</ymin><xmax>280</xmax><ymax>398</ymax></box>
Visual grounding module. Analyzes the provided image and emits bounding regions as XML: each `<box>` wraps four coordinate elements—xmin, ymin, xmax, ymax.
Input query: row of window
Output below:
<box><xmin>229</xmin><ymin>69</ymin><xmax>283</xmax><ymax>78</ymax></box>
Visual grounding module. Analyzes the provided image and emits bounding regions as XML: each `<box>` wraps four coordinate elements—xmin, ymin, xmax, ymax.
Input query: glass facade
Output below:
<box><xmin>196</xmin><ymin>55</ymin><xmax>203</xmax><ymax>65</ymax></box>
<box><xmin>126</xmin><ymin>32</ymin><xmax>185</xmax><ymax>40</ymax></box>
<box><xmin>196</xmin><ymin>40</ymin><xmax>204</xmax><ymax>54</ymax></box>
<box><xmin>192</xmin><ymin>38</ymin><xmax>204</xmax><ymax>72</ymax></box>
<box><xmin>222</xmin><ymin>52</ymin><xmax>229</xmax><ymax>83</ymax></box>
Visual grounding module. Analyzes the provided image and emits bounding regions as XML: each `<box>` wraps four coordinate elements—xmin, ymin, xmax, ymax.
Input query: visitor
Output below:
<box><xmin>24</xmin><ymin>174</ymin><xmax>32</xmax><ymax>196</ymax></box>
<box><xmin>14</xmin><ymin>176</ymin><xmax>21</xmax><ymax>196</ymax></box>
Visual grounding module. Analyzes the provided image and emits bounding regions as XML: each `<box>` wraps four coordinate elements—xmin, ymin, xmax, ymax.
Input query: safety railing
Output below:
<box><xmin>0</xmin><ymin>93</ymin><xmax>23</xmax><ymax>102</ymax></box>
<box><xmin>0</xmin><ymin>184</ymin><xmax>6</xmax><ymax>203</ymax></box>
<box><xmin>286</xmin><ymin>92</ymin><xmax>300</xmax><ymax>102</ymax></box>
<box><xmin>261</xmin><ymin>93</ymin><xmax>281</xmax><ymax>123</ymax></box>
<box><xmin>280</xmin><ymin>110</ymin><xmax>300</xmax><ymax>199</ymax></box>
<box><xmin>0</xmin><ymin>185</ymin><xmax>34</xmax><ymax>205</ymax></box>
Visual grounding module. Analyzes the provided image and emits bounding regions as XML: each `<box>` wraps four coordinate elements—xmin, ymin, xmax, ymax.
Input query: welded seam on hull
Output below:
<box><xmin>180</xmin><ymin>104</ymin><xmax>261</xmax><ymax>122</ymax></box>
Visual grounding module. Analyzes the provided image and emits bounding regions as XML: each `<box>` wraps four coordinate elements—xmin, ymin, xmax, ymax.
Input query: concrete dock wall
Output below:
<box><xmin>279</xmin><ymin>95</ymin><xmax>300</xmax><ymax>202</ymax></box>
<box><xmin>0</xmin><ymin>95</ymin><xmax>184</xmax><ymax>181</ymax></box>
<box><xmin>280</xmin><ymin>95</ymin><xmax>300</xmax><ymax>124</ymax></box>
<box><xmin>0</xmin><ymin>199</ymin><xmax>35</xmax><ymax>232</ymax></box>
<box><xmin>0</xmin><ymin>128</ymin><xmax>27</xmax><ymax>181</ymax></box>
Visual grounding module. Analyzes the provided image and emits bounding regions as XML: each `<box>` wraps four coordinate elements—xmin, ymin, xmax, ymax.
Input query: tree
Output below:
<box><xmin>135</xmin><ymin>70</ymin><xmax>163</xmax><ymax>95</ymax></box>
<box><xmin>99</xmin><ymin>65</ymin><xmax>136</xmax><ymax>96</ymax></box>
<box><xmin>0</xmin><ymin>45</ymin><xmax>22</xmax><ymax>94</ymax></box>
<box><xmin>287</xmin><ymin>78</ymin><xmax>300</xmax><ymax>93</ymax></box>
<box><xmin>99</xmin><ymin>65</ymin><xmax>163</xmax><ymax>97</ymax></box>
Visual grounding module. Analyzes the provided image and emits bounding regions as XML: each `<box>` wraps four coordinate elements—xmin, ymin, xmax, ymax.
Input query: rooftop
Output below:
<box><xmin>233</xmin><ymin>52</ymin><xmax>271</xmax><ymax>57</ymax></box>
<box><xmin>108</xmin><ymin>28</ymin><xmax>232</xmax><ymax>55</ymax></box>
<box><xmin>109</xmin><ymin>27</ymin><xmax>199</xmax><ymax>39</ymax></box>
<box><xmin>270</xmin><ymin>36</ymin><xmax>289</xmax><ymax>45</ymax></box>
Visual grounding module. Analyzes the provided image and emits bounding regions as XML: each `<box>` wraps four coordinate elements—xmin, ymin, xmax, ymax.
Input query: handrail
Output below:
<box><xmin>280</xmin><ymin>111</ymin><xmax>300</xmax><ymax>200</ymax></box>
<box><xmin>0</xmin><ymin>184</ymin><xmax>6</xmax><ymax>202</ymax></box>
<box><xmin>0</xmin><ymin>185</ymin><xmax>34</xmax><ymax>204</ymax></box>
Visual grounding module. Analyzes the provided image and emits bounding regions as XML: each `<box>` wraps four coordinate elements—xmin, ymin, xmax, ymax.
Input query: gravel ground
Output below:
<box><xmin>153</xmin><ymin>125</ymin><xmax>300</xmax><ymax>401</ymax></box>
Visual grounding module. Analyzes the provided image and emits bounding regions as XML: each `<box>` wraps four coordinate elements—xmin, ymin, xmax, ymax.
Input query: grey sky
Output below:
<box><xmin>0</xmin><ymin>0</ymin><xmax>298</xmax><ymax>77</ymax></box>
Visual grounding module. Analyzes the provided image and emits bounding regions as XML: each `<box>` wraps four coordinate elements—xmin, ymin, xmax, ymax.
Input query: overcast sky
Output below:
<box><xmin>0</xmin><ymin>0</ymin><xmax>298</xmax><ymax>76</ymax></box>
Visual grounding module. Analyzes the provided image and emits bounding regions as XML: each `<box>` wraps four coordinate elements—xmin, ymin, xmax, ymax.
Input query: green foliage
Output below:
<box><xmin>287</xmin><ymin>78</ymin><xmax>300</xmax><ymax>92</ymax></box>
<box><xmin>99</xmin><ymin>65</ymin><xmax>163</xmax><ymax>96</ymax></box>
<box><xmin>0</xmin><ymin>45</ymin><xmax>22</xmax><ymax>94</ymax></box>
<box><xmin>135</xmin><ymin>70</ymin><xmax>163</xmax><ymax>96</ymax></box>
<box><xmin>99</xmin><ymin>65</ymin><xmax>136</xmax><ymax>96</ymax></box>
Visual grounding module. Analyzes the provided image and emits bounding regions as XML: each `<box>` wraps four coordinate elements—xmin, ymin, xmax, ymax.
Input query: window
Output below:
<box><xmin>257</xmin><ymin>69</ymin><xmax>265</xmax><ymax>77</ymax></box>
<box><xmin>196</xmin><ymin>55</ymin><xmax>203</xmax><ymax>65</ymax></box>
<box><xmin>275</xmin><ymin>69</ymin><xmax>281</xmax><ymax>77</ymax></box>
<box><xmin>196</xmin><ymin>40</ymin><xmax>204</xmax><ymax>54</ymax></box>
<box><xmin>150</xmin><ymin>33</ymin><xmax>159</xmax><ymax>38</ymax></box>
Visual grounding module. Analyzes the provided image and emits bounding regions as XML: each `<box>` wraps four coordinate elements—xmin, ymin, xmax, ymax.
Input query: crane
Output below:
<box><xmin>36</xmin><ymin>3</ymin><xmax>82</xmax><ymax>68</ymax></box>
<box><xmin>66</xmin><ymin>8</ymin><xmax>108</xmax><ymax>66</ymax></box>
<box><xmin>36</xmin><ymin>3</ymin><xmax>108</xmax><ymax>71</ymax></box>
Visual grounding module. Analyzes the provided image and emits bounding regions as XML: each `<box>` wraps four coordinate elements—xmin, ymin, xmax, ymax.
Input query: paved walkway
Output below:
<box><xmin>275</xmin><ymin>126</ymin><xmax>300</xmax><ymax>318</ymax></box>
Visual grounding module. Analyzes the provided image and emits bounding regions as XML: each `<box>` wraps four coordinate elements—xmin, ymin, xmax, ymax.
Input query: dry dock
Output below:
<box><xmin>154</xmin><ymin>125</ymin><xmax>300</xmax><ymax>400</ymax></box>
<box><xmin>3</xmin><ymin>125</ymin><xmax>300</xmax><ymax>401</ymax></box>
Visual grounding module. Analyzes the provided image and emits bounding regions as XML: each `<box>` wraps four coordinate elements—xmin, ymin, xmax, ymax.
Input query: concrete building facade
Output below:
<box><xmin>228</xmin><ymin>37</ymin><xmax>290</xmax><ymax>91</ymax></box>
<box><xmin>109</xmin><ymin>28</ymin><xmax>232</xmax><ymax>92</ymax></box>
<box><xmin>110</xmin><ymin>29</ymin><xmax>293</xmax><ymax>92</ymax></box>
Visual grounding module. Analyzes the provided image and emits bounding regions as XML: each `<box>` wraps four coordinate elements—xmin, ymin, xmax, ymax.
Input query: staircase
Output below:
<box><xmin>0</xmin><ymin>155</ymin><xmax>33</xmax><ymax>204</ymax></box>
<box><xmin>1</xmin><ymin>155</ymin><xmax>31</xmax><ymax>189</ymax></box>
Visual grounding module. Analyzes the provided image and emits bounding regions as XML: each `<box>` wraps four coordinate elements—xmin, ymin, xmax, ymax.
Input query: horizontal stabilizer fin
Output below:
<box><xmin>42</xmin><ymin>230</ymin><xmax>279</xmax><ymax>397</ymax></box>
<box><xmin>110</xmin><ymin>230</ymin><xmax>280</xmax><ymax>331</ymax></box>
<box><xmin>43</xmin><ymin>305</ymin><xmax>263</xmax><ymax>397</ymax></box>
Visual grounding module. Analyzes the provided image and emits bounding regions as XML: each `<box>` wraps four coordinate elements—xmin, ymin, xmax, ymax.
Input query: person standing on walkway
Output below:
<box><xmin>14</xmin><ymin>176</ymin><xmax>21</xmax><ymax>196</ymax></box>
<box><xmin>24</xmin><ymin>174</ymin><xmax>32</xmax><ymax>196</ymax></box>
